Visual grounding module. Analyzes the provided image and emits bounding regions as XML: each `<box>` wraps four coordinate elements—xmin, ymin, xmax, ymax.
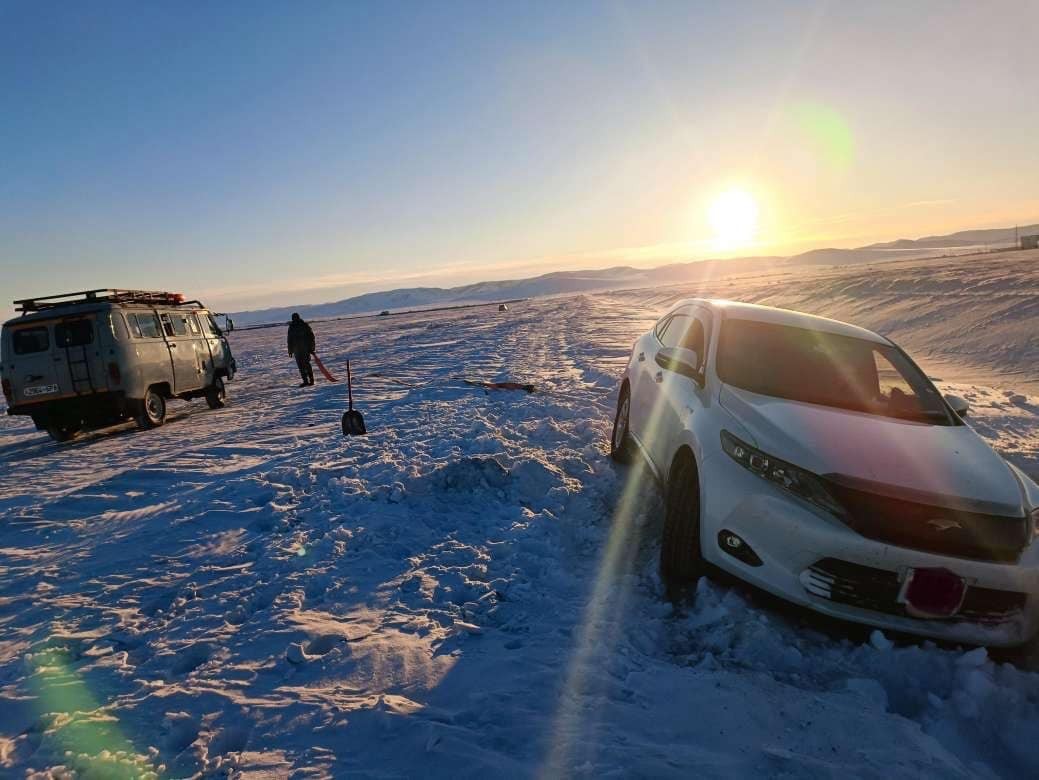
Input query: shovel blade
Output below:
<box><xmin>342</xmin><ymin>409</ymin><xmax>367</xmax><ymax>436</ymax></box>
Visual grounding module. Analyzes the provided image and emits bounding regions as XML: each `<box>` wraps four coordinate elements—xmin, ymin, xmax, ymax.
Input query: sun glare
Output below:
<box><xmin>708</xmin><ymin>188</ymin><xmax>760</xmax><ymax>250</ymax></box>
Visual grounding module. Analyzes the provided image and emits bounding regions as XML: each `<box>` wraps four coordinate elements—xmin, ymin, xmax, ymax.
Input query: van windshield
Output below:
<box><xmin>716</xmin><ymin>318</ymin><xmax>953</xmax><ymax>424</ymax></box>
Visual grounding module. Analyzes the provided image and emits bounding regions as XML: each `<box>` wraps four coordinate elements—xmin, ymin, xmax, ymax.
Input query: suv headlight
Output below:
<box><xmin>720</xmin><ymin>430</ymin><xmax>845</xmax><ymax>518</ymax></box>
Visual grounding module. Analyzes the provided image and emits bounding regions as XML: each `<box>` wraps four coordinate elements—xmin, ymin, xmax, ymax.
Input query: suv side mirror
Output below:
<box><xmin>656</xmin><ymin>347</ymin><xmax>702</xmax><ymax>382</ymax></box>
<box><xmin>944</xmin><ymin>393</ymin><xmax>970</xmax><ymax>418</ymax></box>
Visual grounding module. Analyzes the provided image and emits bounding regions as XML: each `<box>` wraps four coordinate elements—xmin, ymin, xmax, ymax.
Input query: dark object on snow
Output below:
<box><xmin>313</xmin><ymin>354</ymin><xmax>338</xmax><ymax>383</ymax></box>
<box><xmin>464</xmin><ymin>379</ymin><xmax>535</xmax><ymax>393</ymax></box>
<box><xmin>498</xmin><ymin>303</ymin><xmax>508</xmax><ymax>312</ymax></box>
<box><xmin>288</xmin><ymin>313</ymin><xmax>316</xmax><ymax>386</ymax></box>
<box><xmin>342</xmin><ymin>360</ymin><xmax>367</xmax><ymax>436</ymax></box>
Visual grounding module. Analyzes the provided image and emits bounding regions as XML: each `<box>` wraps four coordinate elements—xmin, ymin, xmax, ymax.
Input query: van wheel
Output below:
<box><xmin>661</xmin><ymin>453</ymin><xmax>706</xmax><ymax>599</ymax></box>
<box><xmin>136</xmin><ymin>388</ymin><xmax>167</xmax><ymax>429</ymax></box>
<box><xmin>205</xmin><ymin>376</ymin><xmax>226</xmax><ymax>409</ymax></box>
<box><xmin>45</xmin><ymin>425</ymin><xmax>79</xmax><ymax>443</ymax></box>
<box><xmin>610</xmin><ymin>382</ymin><xmax>636</xmax><ymax>463</ymax></box>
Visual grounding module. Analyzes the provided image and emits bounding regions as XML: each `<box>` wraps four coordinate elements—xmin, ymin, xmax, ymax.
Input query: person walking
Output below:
<box><xmin>287</xmin><ymin>313</ymin><xmax>316</xmax><ymax>386</ymax></box>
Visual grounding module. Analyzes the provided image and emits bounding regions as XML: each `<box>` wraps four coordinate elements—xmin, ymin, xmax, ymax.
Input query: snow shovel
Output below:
<box><xmin>341</xmin><ymin>360</ymin><xmax>366</xmax><ymax>436</ymax></box>
<box><xmin>313</xmin><ymin>354</ymin><xmax>338</xmax><ymax>383</ymax></box>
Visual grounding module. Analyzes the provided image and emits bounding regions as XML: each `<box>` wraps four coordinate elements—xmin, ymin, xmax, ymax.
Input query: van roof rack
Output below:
<box><xmin>14</xmin><ymin>289</ymin><xmax>197</xmax><ymax>314</ymax></box>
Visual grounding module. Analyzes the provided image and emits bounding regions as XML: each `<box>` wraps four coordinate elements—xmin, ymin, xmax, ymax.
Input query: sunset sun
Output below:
<box><xmin>708</xmin><ymin>188</ymin><xmax>760</xmax><ymax>249</ymax></box>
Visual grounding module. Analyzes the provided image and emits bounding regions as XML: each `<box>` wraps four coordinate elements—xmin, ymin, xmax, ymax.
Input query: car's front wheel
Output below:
<box><xmin>610</xmin><ymin>382</ymin><xmax>637</xmax><ymax>463</ymax></box>
<box><xmin>205</xmin><ymin>376</ymin><xmax>226</xmax><ymax>409</ymax></box>
<box><xmin>661</xmin><ymin>452</ymin><xmax>707</xmax><ymax>598</ymax></box>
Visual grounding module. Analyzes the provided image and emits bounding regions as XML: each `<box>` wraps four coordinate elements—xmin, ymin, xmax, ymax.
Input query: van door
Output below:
<box><xmin>159</xmin><ymin>312</ymin><xmax>203</xmax><ymax>393</ymax></box>
<box><xmin>125</xmin><ymin>310</ymin><xmax>174</xmax><ymax>397</ymax></box>
<box><xmin>198</xmin><ymin>311</ymin><xmax>230</xmax><ymax>376</ymax></box>
<box><xmin>6</xmin><ymin>323</ymin><xmax>63</xmax><ymax>405</ymax></box>
<box><xmin>53</xmin><ymin>316</ymin><xmax>108</xmax><ymax>396</ymax></box>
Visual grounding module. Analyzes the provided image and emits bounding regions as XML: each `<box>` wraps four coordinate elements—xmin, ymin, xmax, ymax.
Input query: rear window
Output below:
<box><xmin>55</xmin><ymin>320</ymin><xmax>94</xmax><ymax>347</ymax></box>
<box><xmin>12</xmin><ymin>327</ymin><xmax>50</xmax><ymax>354</ymax></box>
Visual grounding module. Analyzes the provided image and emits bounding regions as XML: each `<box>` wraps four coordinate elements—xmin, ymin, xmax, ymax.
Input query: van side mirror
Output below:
<box><xmin>944</xmin><ymin>393</ymin><xmax>970</xmax><ymax>418</ymax></box>
<box><xmin>656</xmin><ymin>347</ymin><xmax>702</xmax><ymax>382</ymax></box>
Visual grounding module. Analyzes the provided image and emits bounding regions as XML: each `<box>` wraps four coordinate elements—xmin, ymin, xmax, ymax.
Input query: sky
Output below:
<box><xmin>2</xmin><ymin>0</ymin><xmax>1038</xmax><ymax>317</ymax></box>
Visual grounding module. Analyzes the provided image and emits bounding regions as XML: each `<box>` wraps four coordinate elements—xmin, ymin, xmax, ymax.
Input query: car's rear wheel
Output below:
<box><xmin>136</xmin><ymin>387</ymin><xmax>167</xmax><ymax>429</ymax></box>
<box><xmin>610</xmin><ymin>382</ymin><xmax>636</xmax><ymax>463</ymax></box>
<box><xmin>45</xmin><ymin>424</ymin><xmax>79</xmax><ymax>443</ymax></box>
<box><xmin>205</xmin><ymin>376</ymin><xmax>226</xmax><ymax>409</ymax></box>
<box><xmin>661</xmin><ymin>452</ymin><xmax>706</xmax><ymax>599</ymax></box>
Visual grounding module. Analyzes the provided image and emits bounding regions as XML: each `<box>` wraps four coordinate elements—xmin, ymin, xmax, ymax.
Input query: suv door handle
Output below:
<box><xmin>655</xmin><ymin>371</ymin><xmax>663</xmax><ymax>383</ymax></box>
<box><xmin>638</xmin><ymin>352</ymin><xmax>645</xmax><ymax>362</ymax></box>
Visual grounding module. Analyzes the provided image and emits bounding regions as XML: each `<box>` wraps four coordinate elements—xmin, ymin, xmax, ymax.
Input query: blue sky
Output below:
<box><xmin>2</xmin><ymin>1</ymin><xmax>1037</xmax><ymax>315</ymax></box>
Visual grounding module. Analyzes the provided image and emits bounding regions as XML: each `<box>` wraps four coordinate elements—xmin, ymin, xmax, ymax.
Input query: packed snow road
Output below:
<box><xmin>2</xmin><ymin>289</ymin><xmax>1039</xmax><ymax>778</ymax></box>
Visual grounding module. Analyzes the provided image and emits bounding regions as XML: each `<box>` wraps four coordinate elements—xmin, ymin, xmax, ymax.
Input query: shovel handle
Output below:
<box><xmin>347</xmin><ymin>359</ymin><xmax>353</xmax><ymax>410</ymax></box>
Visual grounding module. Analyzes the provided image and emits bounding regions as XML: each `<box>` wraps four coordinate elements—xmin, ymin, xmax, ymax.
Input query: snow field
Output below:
<box><xmin>1</xmin><ymin>270</ymin><xmax>1038</xmax><ymax>777</ymax></box>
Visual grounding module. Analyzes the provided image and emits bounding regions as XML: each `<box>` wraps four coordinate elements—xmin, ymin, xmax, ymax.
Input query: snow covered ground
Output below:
<box><xmin>2</xmin><ymin>253</ymin><xmax>1039</xmax><ymax>778</ymax></box>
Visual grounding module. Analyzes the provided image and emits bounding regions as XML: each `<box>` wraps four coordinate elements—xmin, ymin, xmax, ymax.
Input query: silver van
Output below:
<box><xmin>1</xmin><ymin>289</ymin><xmax>236</xmax><ymax>441</ymax></box>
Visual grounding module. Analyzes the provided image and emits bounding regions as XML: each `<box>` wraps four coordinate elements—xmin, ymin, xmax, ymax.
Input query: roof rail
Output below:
<box><xmin>14</xmin><ymin>289</ymin><xmax>195</xmax><ymax>314</ymax></box>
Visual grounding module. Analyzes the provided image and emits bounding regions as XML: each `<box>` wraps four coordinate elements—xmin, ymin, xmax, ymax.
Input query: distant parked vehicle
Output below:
<box><xmin>611</xmin><ymin>298</ymin><xmax>1039</xmax><ymax>647</ymax></box>
<box><xmin>379</xmin><ymin>310</ymin><xmax>390</xmax><ymax>316</ymax></box>
<box><xmin>1</xmin><ymin>289</ymin><xmax>236</xmax><ymax>441</ymax></box>
<box><xmin>499</xmin><ymin>303</ymin><xmax>509</xmax><ymax>312</ymax></box>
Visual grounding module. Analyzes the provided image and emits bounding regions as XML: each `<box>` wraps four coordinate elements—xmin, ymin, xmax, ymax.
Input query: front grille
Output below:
<box><xmin>803</xmin><ymin>558</ymin><xmax>1027</xmax><ymax>625</ymax></box>
<box><xmin>824</xmin><ymin>478</ymin><xmax>1029</xmax><ymax>563</ymax></box>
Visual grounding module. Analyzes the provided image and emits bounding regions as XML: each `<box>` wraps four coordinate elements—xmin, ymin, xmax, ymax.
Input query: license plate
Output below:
<box><xmin>898</xmin><ymin>567</ymin><xmax>967</xmax><ymax>619</ymax></box>
<box><xmin>23</xmin><ymin>384</ymin><xmax>58</xmax><ymax>397</ymax></box>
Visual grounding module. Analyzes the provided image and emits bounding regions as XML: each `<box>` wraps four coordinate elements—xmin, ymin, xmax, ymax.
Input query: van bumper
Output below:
<box><xmin>7</xmin><ymin>391</ymin><xmax>129</xmax><ymax>426</ymax></box>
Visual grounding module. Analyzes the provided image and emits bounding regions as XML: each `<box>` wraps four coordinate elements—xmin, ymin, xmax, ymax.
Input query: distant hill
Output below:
<box><xmin>230</xmin><ymin>222</ymin><xmax>1037</xmax><ymax>326</ymax></box>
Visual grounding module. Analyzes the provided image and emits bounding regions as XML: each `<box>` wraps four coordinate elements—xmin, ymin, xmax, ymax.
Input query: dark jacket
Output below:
<box><xmin>287</xmin><ymin>319</ymin><xmax>316</xmax><ymax>356</ymax></box>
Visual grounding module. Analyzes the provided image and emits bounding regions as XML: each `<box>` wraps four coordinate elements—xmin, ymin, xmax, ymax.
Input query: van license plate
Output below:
<box><xmin>24</xmin><ymin>384</ymin><xmax>58</xmax><ymax>397</ymax></box>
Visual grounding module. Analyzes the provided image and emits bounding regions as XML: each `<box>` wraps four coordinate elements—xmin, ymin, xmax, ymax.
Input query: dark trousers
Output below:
<box><xmin>294</xmin><ymin>352</ymin><xmax>314</xmax><ymax>384</ymax></box>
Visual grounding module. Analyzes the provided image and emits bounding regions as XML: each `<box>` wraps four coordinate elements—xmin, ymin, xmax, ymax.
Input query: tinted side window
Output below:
<box><xmin>13</xmin><ymin>327</ymin><xmax>50</xmax><ymax>354</ymax></box>
<box><xmin>126</xmin><ymin>313</ymin><xmax>143</xmax><ymax>338</ymax></box>
<box><xmin>681</xmin><ymin>318</ymin><xmax>706</xmax><ymax>359</ymax></box>
<box><xmin>659</xmin><ymin>314</ymin><xmax>691</xmax><ymax>349</ymax></box>
<box><xmin>160</xmin><ymin>313</ymin><xmax>175</xmax><ymax>337</ymax></box>
<box><xmin>55</xmin><ymin>320</ymin><xmax>94</xmax><ymax>347</ymax></box>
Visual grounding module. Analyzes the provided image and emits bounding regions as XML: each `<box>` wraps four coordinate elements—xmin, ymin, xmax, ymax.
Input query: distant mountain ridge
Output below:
<box><xmin>231</xmin><ymin>222</ymin><xmax>1037</xmax><ymax>326</ymax></box>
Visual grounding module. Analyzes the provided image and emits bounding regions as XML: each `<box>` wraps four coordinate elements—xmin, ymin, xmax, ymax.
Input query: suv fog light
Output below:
<box><xmin>718</xmin><ymin>530</ymin><xmax>763</xmax><ymax>567</ymax></box>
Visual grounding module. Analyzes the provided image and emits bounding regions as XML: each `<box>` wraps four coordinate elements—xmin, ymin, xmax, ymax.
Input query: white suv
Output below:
<box><xmin>611</xmin><ymin>299</ymin><xmax>1039</xmax><ymax>647</ymax></box>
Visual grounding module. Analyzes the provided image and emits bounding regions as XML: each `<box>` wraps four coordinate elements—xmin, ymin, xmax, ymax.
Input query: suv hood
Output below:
<box><xmin>719</xmin><ymin>384</ymin><xmax>1025</xmax><ymax>515</ymax></box>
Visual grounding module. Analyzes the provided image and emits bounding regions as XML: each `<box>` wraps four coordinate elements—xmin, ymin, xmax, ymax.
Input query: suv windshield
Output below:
<box><xmin>717</xmin><ymin>318</ymin><xmax>954</xmax><ymax>424</ymax></box>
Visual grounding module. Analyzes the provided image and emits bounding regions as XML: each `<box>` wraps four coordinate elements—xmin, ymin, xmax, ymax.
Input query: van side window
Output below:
<box><xmin>186</xmin><ymin>314</ymin><xmax>201</xmax><ymax>335</ymax></box>
<box><xmin>109</xmin><ymin>313</ymin><xmax>129</xmax><ymax>341</ymax></box>
<box><xmin>169</xmin><ymin>314</ymin><xmax>188</xmax><ymax>336</ymax></box>
<box><xmin>12</xmin><ymin>327</ymin><xmax>49</xmax><ymax>354</ymax></box>
<box><xmin>136</xmin><ymin>313</ymin><xmax>162</xmax><ymax>338</ymax></box>
<box><xmin>201</xmin><ymin>314</ymin><xmax>220</xmax><ymax>336</ymax></box>
<box><xmin>126</xmin><ymin>314</ymin><xmax>143</xmax><ymax>338</ymax></box>
<box><xmin>55</xmin><ymin>320</ymin><xmax>94</xmax><ymax>347</ymax></box>
<box><xmin>160</xmin><ymin>313</ymin><xmax>175</xmax><ymax>337</ymax></box>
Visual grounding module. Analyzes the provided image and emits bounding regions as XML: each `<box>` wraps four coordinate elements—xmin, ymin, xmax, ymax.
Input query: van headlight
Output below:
<box><xmin>720</xmin><ymin>430</ymin><xmax>846</xmax><ymax>518</ymax></box>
